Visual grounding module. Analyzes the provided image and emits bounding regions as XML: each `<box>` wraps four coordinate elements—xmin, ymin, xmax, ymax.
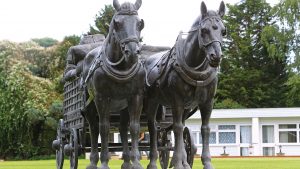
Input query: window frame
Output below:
<box><xmin>217</xmin><ymin>124</ymin><xmax>237</xmax><ymax>145</ymax></box>
<box><xmin>278</xmin><ymin>123</ymin><xmax>299</xmax><ymax>144</ymax></box>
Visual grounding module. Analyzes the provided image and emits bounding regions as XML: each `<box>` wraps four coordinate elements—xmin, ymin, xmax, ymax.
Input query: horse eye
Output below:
<box><xmin>222</xmin><ymin>28</ymin><xmax>227</xmax><ymax>36</ymax></box>
<box><xmin>138</xmin><ymin>19</ymin><xmax>144</xmax><ymax>31</ymax></box>
<box><xmin>113</xmin><ymin>19</ymin><xmax>121</xmax><ymax>30</ymax></box>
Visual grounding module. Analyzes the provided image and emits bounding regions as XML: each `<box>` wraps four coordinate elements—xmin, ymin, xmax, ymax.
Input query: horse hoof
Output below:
<box><xmin>122</xmin><ymin>162</ymin><xmax>132</xmax><ymax>169</ymax></box>
<box><xmin>131</xmin><ymin>163</ymin><xmax>143</xmax><ymax>169</ymax></box>
<box><xmin>86</xmin><ymin>164</ymin><xmax>100</xmax><ymax>169</ymax></box>
<box><xmin>99</xmin><ymin>165</ymin><xmax>110</xmax><ymax>169</ymax></box>
<box><xmin>203</xmin><ymin>163</ymin><xmax>214</xmax><ymax>169</ymax></box>
<box><xmin>146</xmin><ymin>163</ymin><xmax>158</xmax><ymax>169</ymax></box>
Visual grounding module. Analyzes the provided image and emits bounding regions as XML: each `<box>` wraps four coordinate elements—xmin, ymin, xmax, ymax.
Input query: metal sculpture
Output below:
<box><xmin>144</xmin><ymin>1</ymin><xmax>226</xmax><ymax>169</ymax></box>
<box><xmin>81</xmin><ymin>0</ymin><xmax>145</xmax><ymax>169</ymax></box>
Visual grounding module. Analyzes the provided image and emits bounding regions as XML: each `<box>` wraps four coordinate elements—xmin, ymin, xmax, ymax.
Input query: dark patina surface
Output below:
<box><xmin>144</xmin><ymin>2</ymin><xmax>226</xmax><ymax>169</ymax></box>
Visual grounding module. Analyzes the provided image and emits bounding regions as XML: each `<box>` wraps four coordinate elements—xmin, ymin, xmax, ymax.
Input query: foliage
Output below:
<box><xmin>0</xmin><ymin>41</ymin><xmax>62</xmax><ymax>159</ymax></box>
<box><xmin>54</xmin><ymin>35</ymin><xmax>81</xmax><ymax>74</ymax></box>
<box><xmin>88</xmin><ymin>5</ymin><xmax>115</xmax><ymax>36</ymax></box>
<box><xmin>272</xmin><ymin>0</ymin><xmax>300</xmax><ymax>106</ymax></box>
<box><xmin>214</xmin><ymin>99</ymin><xmax>244</xmax><ymax>109</ymax></box>
<box><xmin>286</xmin><ymin>72</ymin><xmax>300</xmax><ymax>106</ymax></box>
<box><xmin>216</xmin><ymin>0</ymin><xmax>292</xmax><ymax>108</ymax></box>
<box><xmin>31</xmin><ymin>37</ymin><xmax>58</xmax><ymax>48</ymax></box>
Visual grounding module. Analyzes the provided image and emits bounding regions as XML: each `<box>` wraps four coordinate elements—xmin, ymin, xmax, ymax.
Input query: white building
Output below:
<box><xmin>88</xmin><ymin>107</ymin><xmax>300</xmax><ymax>158</ymax></box>
<box><xmin>186</xmin><ymin>108</ymin><xmax>300</xmax><ymax>156</ymax></box>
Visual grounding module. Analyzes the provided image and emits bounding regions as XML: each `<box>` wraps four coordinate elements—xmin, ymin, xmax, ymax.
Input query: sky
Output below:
<box><xmin>0</xmin><ymin>0</ymin><xmax>278</xmax><ymax>46</ymax></box>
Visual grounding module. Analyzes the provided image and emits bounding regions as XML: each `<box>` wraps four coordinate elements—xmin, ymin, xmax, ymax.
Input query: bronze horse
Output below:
<box><xmin>144</xmin><ymin>2</ymin><xmax>226</xmax><ymax>169</ymax></box>
<box><xmin>81</xmin><ymin>0</ymin><xmax>145</xmax><ymax>169</ymax></box>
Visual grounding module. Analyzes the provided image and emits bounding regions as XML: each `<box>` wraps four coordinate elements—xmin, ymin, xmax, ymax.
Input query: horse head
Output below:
<box><xmin>197</xmin><ymin>1</ymin><xmax>226</xmax><ymax>67</ymax></box>
<box><xmin>109</xmin><ymin>0</ymin><xmax>144</xmax><ymax>64</ymax></box>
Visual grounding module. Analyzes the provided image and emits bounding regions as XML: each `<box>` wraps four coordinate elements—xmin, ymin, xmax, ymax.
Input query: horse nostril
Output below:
<box><xmin>136</xmin><ymin>49</ymin><xmax>140</xmax><ymax>55</ymax></box>
<box><xmin>210</xmin><ymin>54</ymin><xmax>216</xmax><ymax>59</ymax></box>
<box><xmin>124</xmin><ymin>50</ymin><xmax>130</xmax><ymax>55</ymax></box>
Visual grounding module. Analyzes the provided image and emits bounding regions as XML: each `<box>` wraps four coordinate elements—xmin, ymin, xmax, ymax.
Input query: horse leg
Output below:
<box><xmin>94</xmin><ymin>96</ymin><xmax>110</xmax><ymax>169</ymax></box>
<box><xmin>172</xmin><ymin>104</ymin><xmax>191</xmax><ymax>169</ymax></box>
<box><xmin>128</xmin><ymin>94</ymin><xmax>143</xmax><ymax>169</ymax></box>
<box><xmin>199</xmin><ymin>101</ymin><xmax>214</xmax><ymax>169</ymax></box>
<box><xmin>145</xmin><ymin>99</ymin><xmax>159</xmax><ymax>169</ymax></box>
<box><xmin>119</xmin><ymin>109</ymin><xmax>132</xmax><ymax>169</ymax></box>
<box><xmin>85</xmin><ymin>103</ymin><xmax>100</xmax><ymax>169</ymax></box>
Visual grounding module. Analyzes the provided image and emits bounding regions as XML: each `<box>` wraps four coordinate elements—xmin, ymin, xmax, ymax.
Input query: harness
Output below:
<box><xmin>172</xmin><ymin>33</ymin><xmax>217</xmax><ymax>87</ymax></box>
<box><xmin>82</xmin><ymin>9</ymin><xmax>142</xmax><ymax>107</ymax></box>
<box><xmin>84</xmin><ymin>9</ymin><xmax>142</xmax><ymax>84</ymax></box>
<box><xmin>171</xmin><ymin>16</ymin><xmax>223</xmax><ymax>87</ymax></box>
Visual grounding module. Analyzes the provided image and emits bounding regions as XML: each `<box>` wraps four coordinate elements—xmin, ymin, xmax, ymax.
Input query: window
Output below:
<box><xmin>199</xmin><ymin>132</ymin><xmax>216</xmax><ymax>144</ymax></box>
<box><xmin>192</xmin><ymin>131</ymin><xmax>198</xmax><ymax>144</ymax></box>
<box><xmin>218</xmin><ymin>125</ymin><xmax>236</xmax><ymax>144</ymax></box>
<box><xmin>218</xmin><ymin>125</ymin><xmax>235</xmax><ymax>130</ymax></box>
<box><xmin>240</xmin><ymin>126</ymin><xmax>252</xmax><ymax>143</ymax></box>
<box><xmin>279</xmin><ymin>124</ymin><xmax>297</xmax><ymax>129</ymax></box>
<box><xmin>209</xmin><ymin>132</ymin><xmax>216</xmax><ymax>144</ymax></box>
<box><xmin>279</xmin><ymin>131</ymin><xmax>297</xmax><ymax>143</ymax></box>
<box><xmin>279</xmin><ymin>124</ymin><xmax>298</xmax><ymax>143</ymax></box>
<box><xmin>240</xmin><ymin>147</ymin><xmax>249</xmax><ymax>156</ymax></box>
<box><xmin>219</xmin><ymin>132</ymin><xmax>236</xmax><ymax>143</ymax></box>
<box><xmin>262</xmin><ymin>125</ymin><xmax>274</xmax><ymax>143</ymax></box>
<box><xmin>263</xmin><ymin>147</ymin><xmax>274</xmax><ymax>156</ymax></box>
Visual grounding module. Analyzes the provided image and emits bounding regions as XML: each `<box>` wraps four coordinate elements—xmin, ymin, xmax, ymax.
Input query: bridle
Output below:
<box><xmin>188</xmin><ymin>16</ymin><xmax>223</xmax><ymax>48</ymax></box>
<box><xmin>170</xmin><ymin>16</ymin><xmax>225</xmax><ymax>87</ymax></box>
<box><xmin>106</xmin><ymin>10</ymin><xmax>141</xmax><ymax>66</ymax></box>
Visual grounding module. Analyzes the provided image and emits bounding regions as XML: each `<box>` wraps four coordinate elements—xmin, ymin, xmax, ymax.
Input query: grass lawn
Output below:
<box><xmin>0</xmin><ymin>157</ymin><xmax>299</xmax><ymax>169</ymax></box>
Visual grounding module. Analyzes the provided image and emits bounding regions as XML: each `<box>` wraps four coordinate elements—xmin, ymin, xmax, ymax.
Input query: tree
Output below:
<box><xmin>0</xmin><ymin>41</ymin><xmax>62</xmax><ymax>159</ymax></box>
<box><xmin>216</xmin><ymin>0</ymin><xmax>290</xmax><ymax>108</ymax></box>
<box><xmin>272</xmin><ymin>0</ymin><xmax>300</xmax><ymax>106</ymax></box>
<box><xmin>88</xmin><ymin>5</ymin><xmax>115</xmax><ymax>36</ymax></box>
<box><xmin>32</xmin><ymin>37</ymin><xmax>58</xmax><ymax>48</ymax></box>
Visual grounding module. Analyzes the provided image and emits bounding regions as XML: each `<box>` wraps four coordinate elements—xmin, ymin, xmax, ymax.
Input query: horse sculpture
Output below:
<box><xmin>144</xmin><ymin>1</ymin><xmax>226</xmax><ymax>169</ymax></box>
<box><xmin>81</xmin><ymin>0</ymin><xmax>145</xmax><ymax>169</ymax></box>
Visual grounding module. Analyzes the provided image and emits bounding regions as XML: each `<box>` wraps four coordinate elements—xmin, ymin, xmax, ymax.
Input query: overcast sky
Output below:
<box><xmin>0</xmin><ymin>0</ymin><xmax>278</xmax><ymax>46</ymax></box>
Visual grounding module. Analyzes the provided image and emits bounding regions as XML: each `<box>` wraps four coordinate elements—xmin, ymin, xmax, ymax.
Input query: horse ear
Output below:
<box><xmin>200</xmin><ymin>1</ymin><xmax>207</xmax><ymax>18</ymax></box>
<box><xmin>218</xmin><ymin>1</ymin><xmax>225</xmax><ymax>17</ymax></box>
<box><xmin>113</xmin><ymin>0</ymin><xmax>121</xmax><ymax>11</ymax></box>
<box><xmin>135</xmin><ymin>0</ymin><xmax>142</xmax><ymax>10</ymax></box>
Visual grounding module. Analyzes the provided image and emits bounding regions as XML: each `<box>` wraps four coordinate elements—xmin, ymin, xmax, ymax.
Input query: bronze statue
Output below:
<box><xmin>63</xmin><ymin>34</ymin><xmax>105</xmax><ymax>82</ymax></box>
<box><xmin>144</xmin><ymin>1</ymin><xmax>226</xmax><ymax>169</ymax></box>
<box><xmin>81</xmin><ymin>0</ymin><xmax>145</xmax><ymax>169</ymax></box>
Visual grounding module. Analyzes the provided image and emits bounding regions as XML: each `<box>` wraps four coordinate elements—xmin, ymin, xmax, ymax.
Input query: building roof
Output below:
<box><xmin>189</xmin><ymin>107</ymin><xmax>300</xmax><ymax>119</ymax></box>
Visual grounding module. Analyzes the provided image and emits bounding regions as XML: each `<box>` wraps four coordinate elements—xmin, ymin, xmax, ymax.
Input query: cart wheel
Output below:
<box><xmin>158</xmin><ymin>131</ymin><xmax>171</xmax><ymax>169</ymax></box>
<box><xmin>69</xmin><ymin>128</ymin><xmax>78</xmax><ymax>169</ymax></box>
<box><xmin>183</xmin><ymin>127</ymin><xmax>196</xmax><ymax>168</ymax></box>
<box><xmin>55</xmin><ymin>119</ymin><xmax>64</xmax><ymax>169</ymax></box>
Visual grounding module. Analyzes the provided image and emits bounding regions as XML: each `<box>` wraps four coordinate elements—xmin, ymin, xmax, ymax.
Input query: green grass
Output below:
<box><xmin>0</xmin><ymin>158</ymin><xmax>300</xmax><ymax>169</ymax></box>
